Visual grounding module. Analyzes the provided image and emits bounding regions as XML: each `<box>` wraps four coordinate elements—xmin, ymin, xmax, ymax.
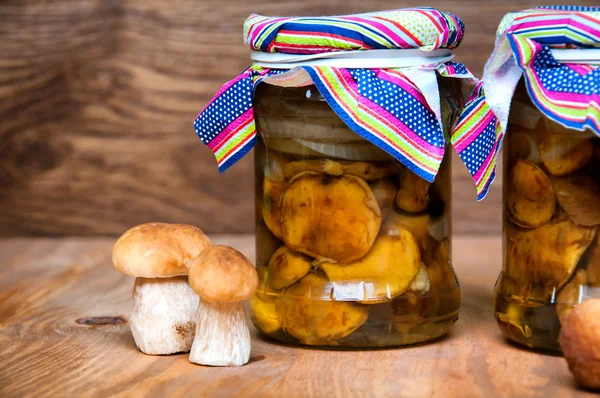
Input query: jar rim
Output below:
<box><xmin>251</xmin><ymin>48</ymin><xmax>454</xmax><ymax>69</ymax></box>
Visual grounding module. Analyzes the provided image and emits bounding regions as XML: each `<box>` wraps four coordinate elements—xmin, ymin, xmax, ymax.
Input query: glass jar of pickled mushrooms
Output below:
<box><xmin>250</xmin><ymin>77</ymin><xmax>462</xmax><ymax>348</ymax></box>
<box><xmin>494</xmin><ymin>82</ymin><xmax>600</xmax><ymax>353</ymax></box>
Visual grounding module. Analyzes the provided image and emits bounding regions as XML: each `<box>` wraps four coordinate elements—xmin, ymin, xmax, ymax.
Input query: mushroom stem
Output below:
<box><xmin>189</xmin><ymin>300</ymin><xmax>251</xmax><ymax>367</ymax></box>
<box><xmin>129</xmin><ymin>277</ymin><xmax>199</xmax><ymax>355</ymax></box>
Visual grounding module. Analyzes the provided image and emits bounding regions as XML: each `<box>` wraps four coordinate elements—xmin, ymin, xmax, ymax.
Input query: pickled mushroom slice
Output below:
<box><xmin>505</xmin><ymin>219</ymin><xmax>596</xmax><ymax>301</ymax></box>
<box><xmin>320</xmin><ymin>231</ymin><xmax>421</xmax><ymax>304</ymax></box>
<box><xmin>252</xmin><ymin>268</ymin><xmax>283</xmax><ymax>334</ymax></box>
<box><xmin>395</xmin><ymin>170</ymin><xmax>430</xmax><ymax>213</ymax></box>
<box><xmin>281</xmin><ymin>172</ymin><xmax>381</xmax><ymax>263</ymax></box>
<box><xmin>262</xmin><ymin>151</ymin><xmax>290</xmax><ymax>238</ymax></box>
<box><xmin>506</xmin><ymin>160</ymin><xmax>555</xmax><ymax>229</ymax></box>
<box><xmin>409</xmin><ymin>263</ymin><xmax>431</xmax><ymax>293</ymax></box>
<box><xmin>495</xmin><ymin>302</ymin><xmax>532</xmax><ymax>339</ymax></box>
<box><xmin>250</xmin><ymin>294</ymin><xmax>281</xmax><ymax>334</ymax></box>
<box><xmin>275</xmin><ymin>273</ymin><xmax>369</xmax><ymax>345</ymax></box>
<box><xmin>255</xmin><ymin>223</ymin><xmax>283</xmax><ymax>269</ymax></box>
<box><xmin>509</xmin><ymin>130</ymin><xmax>543</xmax><ymax>164</ymax></box>
<box><xmin>262</xmin><ymin>177</ymin><xmax>286</xmax><ymax>238</ymax></box>
<box><xmin>370</xmin><ymin>179</ymin><xmax>397</xmax><ymax>220</ymax></box>
<box><xmin>556</xmin><ymin>269</ymin><xmax>588</xmax><ymax>324</ymax></box>
<box><xmin>540</xmin><ymin>134</ymin><xmax>593</xmax><ymax>176</ymax></box>
<box><xmin>553</xmin><ymin>173</ymin><xmax>600</xmax><ymax>227</ymax></box>
<box><xmin>267</xmin><ymin>246</ymin><xmax>312</xmax><ymax>290</ymax></box>
<box><xmin>283</xmin><ymin>159</ymin><xmax>343</xmax><ymax>180</ymax></box>
<box><xmin>382</xmin><ymin>211</ymin><xmax>436</xmax><ymax>254</ymax></box>
<box><xmin>425</xmin><ymin>239</ymin><xmax>456</xmax><ymax>294</ymax></box>
<box><xmin>586</xmin><ymin>234</ymin><xmax>600</xmax><ymax>287</ymax></box>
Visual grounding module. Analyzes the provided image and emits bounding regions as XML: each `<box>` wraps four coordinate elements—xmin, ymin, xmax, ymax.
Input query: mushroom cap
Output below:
<box><xmin>560</xmin><ymin>298</ymin><xmax>600</xmax><ymax>390</ymax></box>
<box><xmin>112</xmin><ymin>223</ymin><xmax>212</xmax><ymax>278</ymax></box>
<box><xmin>189</xmin><ymin>245</ymin><xmax>259</xmax><ymax>303</ymax></box>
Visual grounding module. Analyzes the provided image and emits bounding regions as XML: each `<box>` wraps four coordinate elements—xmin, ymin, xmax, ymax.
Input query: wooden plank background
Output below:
<box><xmin>0</xmin><ymin>0</ymin><xmax>596</xmax><ymax>236</ymax></box>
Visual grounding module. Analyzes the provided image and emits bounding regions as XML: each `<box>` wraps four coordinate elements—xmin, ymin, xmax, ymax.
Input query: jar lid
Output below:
<box><xmin>452</xmin><ymin>5</ymin><xmax>600</xmax><ymax>201</ymax></box>
<box><xmin>243</xmin><ymin>8</ymin><xmax>465</xmax><ymax>55</ymax></box>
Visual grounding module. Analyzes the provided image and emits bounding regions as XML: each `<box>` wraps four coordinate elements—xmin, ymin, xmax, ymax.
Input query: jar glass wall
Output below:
<box><xmin>249</xmin><ymin>77</ymin><xmax>462</xmax><ymax>348</ymax></box>
<box><xmin>494</xmin><ymin>81</ymin><xmax>600</xmax><ymax>353</ymax></box>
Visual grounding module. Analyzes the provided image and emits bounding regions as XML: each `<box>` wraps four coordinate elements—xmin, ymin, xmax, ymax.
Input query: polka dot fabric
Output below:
<box><xmin>453</xmin><ymin>7</ymin><xmax>600</xmax><ymax>201</ymax></box>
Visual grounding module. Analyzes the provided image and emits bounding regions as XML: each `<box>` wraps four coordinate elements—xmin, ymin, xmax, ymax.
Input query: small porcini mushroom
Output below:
<box><xmin>560</xmin><ymin>299</ymin><xmax>600</xmax><ymax>390</ymax></box>
<box><xmin>188</xmin><ymin>245</ymin><xmax>259</xmax><ymax>367</ymax></box>
<box><xmin>112</xmin><ymin>223</ymin><xmax>212</xmax><ymax>355</ymax></box>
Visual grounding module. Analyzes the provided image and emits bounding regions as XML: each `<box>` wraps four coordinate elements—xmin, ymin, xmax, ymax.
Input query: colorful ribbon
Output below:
<box><xmin>454</xmin><ymin>5</ymin><xmax>600</xmax><ymax>200</ymax></box>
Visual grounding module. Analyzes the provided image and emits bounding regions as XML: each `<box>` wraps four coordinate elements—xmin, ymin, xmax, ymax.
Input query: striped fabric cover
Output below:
<box><xmin>195</xmin><ymin>8</ymin><xmax>473</xmax><ymax>182</ymax></box>
<box><xmin>453</xmin><ymin>5</ymin><xmax>600</xmax><ymax>200</ymax></box>
<box><xmin>243</xmin><ymin>8</ymin><xmax>464</xmax><ymax>54</ymax></box>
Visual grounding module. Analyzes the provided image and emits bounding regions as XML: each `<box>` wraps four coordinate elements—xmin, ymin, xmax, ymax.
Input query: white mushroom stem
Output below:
<box><xmin>129</xmin><ymin>277</ymin><xmax>199</xmax><ymax>355</ymax></box>
<box><xmin>189</xmin><ymin>300</ymin><xmax>251</xmax><ymax>367</ymax></box>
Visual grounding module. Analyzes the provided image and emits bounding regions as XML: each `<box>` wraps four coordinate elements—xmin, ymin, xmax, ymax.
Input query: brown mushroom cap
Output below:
<box><xmin>189</xmin><ymin>245</ymin><xmax>259</xmax><ymax>303</ymax></box>
<box><xmin>112</xmin><ymin>223</ymin><xmax>212</xmax><ymax>278</ymax></box>
<box><xmin>560</xmin><ymin>298</ymin><xmax>600</xmax><ymax>390</ymax></box>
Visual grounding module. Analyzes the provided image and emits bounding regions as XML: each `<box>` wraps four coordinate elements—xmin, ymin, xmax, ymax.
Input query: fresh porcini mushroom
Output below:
<box><xmin>188</xmin><ymin>245</ymin><xmax>259</xmax><ymax>367</ymax></box>
<box><xmin>560</xmin><ymin>298</ymin><xmax>600</xmax><ymax>390</ymax></box>
<box><xmin>111</xmin><ymin>223</ymin><xmax>212</xmax><ymax>355</ymax></box>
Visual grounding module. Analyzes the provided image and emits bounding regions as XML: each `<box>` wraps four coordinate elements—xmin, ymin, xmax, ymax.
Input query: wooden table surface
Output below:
<box><xmin>0</xmin><ymin>235</ymin><xmax>594</xmax><ymax>398</ymax></box>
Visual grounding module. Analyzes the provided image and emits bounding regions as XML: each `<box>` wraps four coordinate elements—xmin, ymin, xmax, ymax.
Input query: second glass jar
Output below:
<box><xmin>494</xmin><ymin>82</ymin><xmax>600</xmax><ymax>353</ymax></box>
<box><xmin>249</xmin><ymin>78</ymin><xmax>462</xmax><ymax>348</ymax></box>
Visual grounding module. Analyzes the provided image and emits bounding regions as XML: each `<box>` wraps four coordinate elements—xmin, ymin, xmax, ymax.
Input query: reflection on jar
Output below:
<box><xmin>250</xmin><ymin>80</ymin><xmax>462</xmax><ymax>348</ymax></box>
<box><xmin>494</xmin><ymin>82</ymin><xmax>600</xmax><ymax>354</ymax></box>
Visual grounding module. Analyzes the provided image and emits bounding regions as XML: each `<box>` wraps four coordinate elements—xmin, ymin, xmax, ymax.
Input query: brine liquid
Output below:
<box><xmin>494</xmin><ymin>292</ymin><xmax>564</xmax><ymax>353</ymax></box>
<box><xmin>256</xmin><ymin>270</ymin><xmax>461</xmax><ymax>348</ymax></box>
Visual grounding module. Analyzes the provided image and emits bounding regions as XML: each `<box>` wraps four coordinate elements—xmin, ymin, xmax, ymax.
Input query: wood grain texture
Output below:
<box><xmin>0</xmin><ymin>0</ymin><xmax>596</xmax><ymax>236</ymax></box>
<box><xmin>0</xmin><ymin>235</ymin><xmax>595</xmax><ymax>397</ymax></box>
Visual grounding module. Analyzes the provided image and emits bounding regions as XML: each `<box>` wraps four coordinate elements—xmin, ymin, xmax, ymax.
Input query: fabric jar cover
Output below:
<box><xmin>193</xmin><ymin>7</ymin><xmax>474</xmax><ymax>183</ymax></box>
<box><xmin>453</xmin><ymin>5</ymin><xmax>600</xmax><ymax>200</ymax></box>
